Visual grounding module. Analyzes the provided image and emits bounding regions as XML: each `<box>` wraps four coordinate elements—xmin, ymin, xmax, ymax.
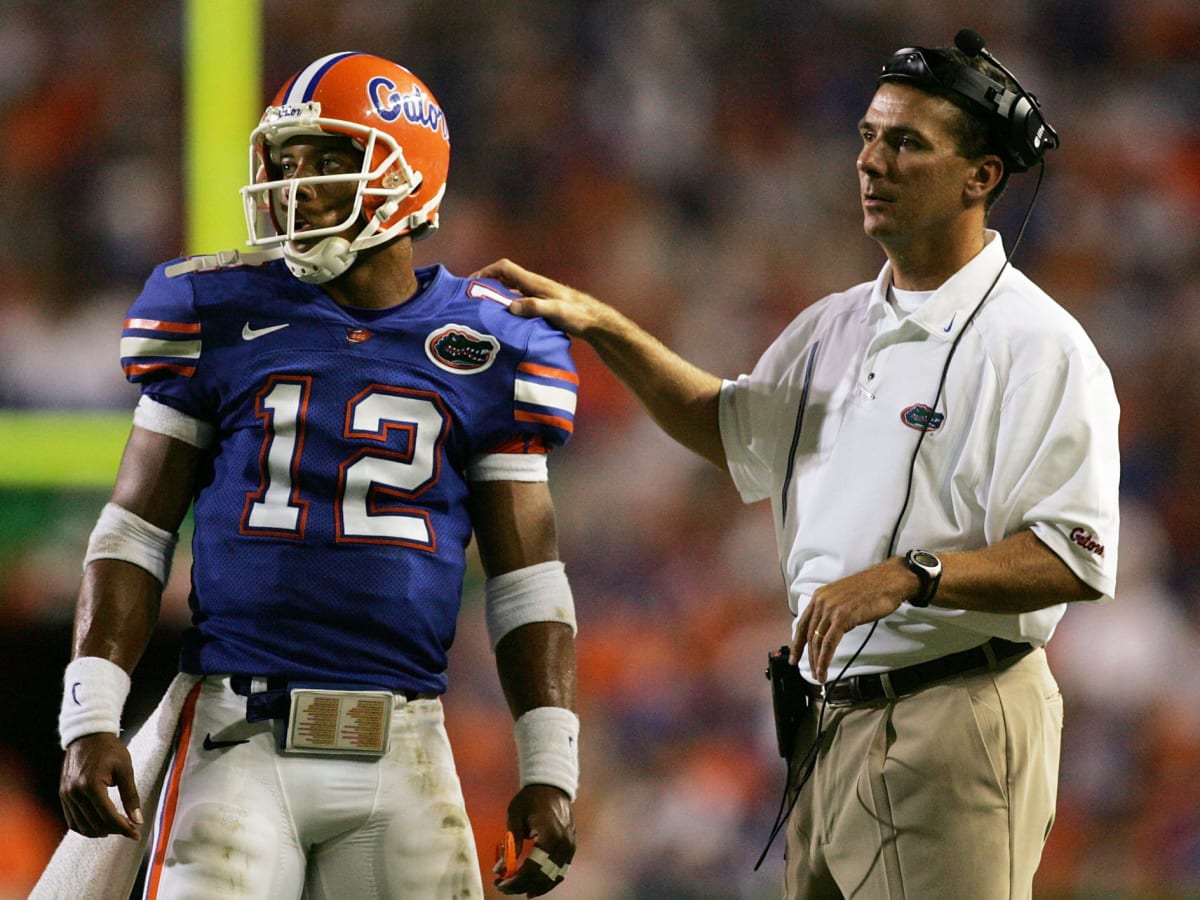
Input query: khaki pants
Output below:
<box><xmin>783</xmin><ymin>649</ymin><xmax>1062</xmax><ymax>900</ymax></box>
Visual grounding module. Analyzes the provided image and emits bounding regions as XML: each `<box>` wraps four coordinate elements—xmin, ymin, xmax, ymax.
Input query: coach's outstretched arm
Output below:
<box><xmin>475</xmin><ymin>259</ymin><xmax>727</xmax><ymax>470</ymax></box>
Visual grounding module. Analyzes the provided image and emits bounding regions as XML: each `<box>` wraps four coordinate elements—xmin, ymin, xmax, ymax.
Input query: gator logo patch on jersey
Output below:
<box><xmin>425</xmin><ymin>324</ymin><xmax>500</xmax><ymax>374</ymax></box>
<box><xmin>900</xmin><ymin>403</ymin><xmax>944</xmax><ymax>432</ymax></box>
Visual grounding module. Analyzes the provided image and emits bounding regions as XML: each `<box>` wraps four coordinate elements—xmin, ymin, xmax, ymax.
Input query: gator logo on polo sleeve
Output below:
<box><xmin>1070</xmin><ymin>527</ymin><xmax>1106</xmax><ymax>557</ymax></box>
<box><xmin>424</xmin><ymin>324</ymin><xmax>500</xmax><ymax>374</ymax></box>
<box><xmin>900</xmin><ymin>403</ymin><xmax>945</xmax><ymax>432</ymax></box>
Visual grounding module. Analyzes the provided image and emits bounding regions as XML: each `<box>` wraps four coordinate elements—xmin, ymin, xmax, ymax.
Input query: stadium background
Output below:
<box><xmin>2</xmin><ymin>1</ymin><xmax>1198</xmax><ymax>897</ymax></box>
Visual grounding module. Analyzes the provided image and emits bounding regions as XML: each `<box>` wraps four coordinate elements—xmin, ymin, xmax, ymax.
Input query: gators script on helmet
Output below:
<box><xmin>240</xmin><ymin>51</ymin><xmax>451</xmax><ymax>284</ymax></box>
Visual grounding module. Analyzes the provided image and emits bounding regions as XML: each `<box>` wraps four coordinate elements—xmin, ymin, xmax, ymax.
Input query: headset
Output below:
<box><xmin>756</xmin><ymin>29</ymin><xmax>1059</xmax><ymax>869</ymax></box>
<box><xmin>878</xmin><ymin>28</ymin><xmax>1059</xmax><ymax>172</ymax></box>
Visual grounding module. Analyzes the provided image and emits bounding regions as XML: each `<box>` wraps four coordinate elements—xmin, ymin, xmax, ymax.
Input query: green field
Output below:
<box><xmin>0</xmin><ymin>411</ymin><xmax>130</xmax><ymax>488</ymax></box>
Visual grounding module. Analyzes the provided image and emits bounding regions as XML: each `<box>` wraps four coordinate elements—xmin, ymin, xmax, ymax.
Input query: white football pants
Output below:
<box><xmin>142</xmin><ymin>677</ymin><xmax>483</xmax><ymax>899</ymax></box>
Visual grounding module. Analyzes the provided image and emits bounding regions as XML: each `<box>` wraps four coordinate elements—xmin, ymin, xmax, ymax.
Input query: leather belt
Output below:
<box><xmin>822</xmin><ymin>637</ymin><xmax>1035</xmax><ymax>706</ymax></box>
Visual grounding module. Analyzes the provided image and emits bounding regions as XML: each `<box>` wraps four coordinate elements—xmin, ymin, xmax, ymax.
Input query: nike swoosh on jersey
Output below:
<box><xmin>203</xmin><ymin>733</ymin><xmax>251</xmax><ymax>751</ymax></box>
<box><xmin>242</xmin><ymin>322</ymin><xmax>290</xmax><ymax>341</ymax></box>
<box><xmin>943</xmin><ymin>314</ymin><xmax>956</xmax><ymax>333</ymax></box>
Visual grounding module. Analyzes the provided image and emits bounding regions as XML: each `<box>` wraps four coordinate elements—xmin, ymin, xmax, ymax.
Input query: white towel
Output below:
<box><xmin>31</xmin><ymin>673</ymin><xmax>202</xmax><ymax>900</ymax></box>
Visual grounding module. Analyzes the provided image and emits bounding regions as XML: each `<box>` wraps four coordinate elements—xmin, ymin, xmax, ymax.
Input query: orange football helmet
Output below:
<box><xmin>240</xmin><ymin>52</ymin><xmax>451</xmax><ymax>283</ymax></box>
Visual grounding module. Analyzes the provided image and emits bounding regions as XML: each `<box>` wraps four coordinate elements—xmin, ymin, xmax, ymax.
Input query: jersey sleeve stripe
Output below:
<box><xmin>513</xmin><ymin>357</ymin><xmax>577</xmax><ymax>440</ymax></box>
<box><xmin>123</xmin><ymin>361</ymin><xmax>198</xmax><ymax>378</ymax></box>
<box><xmin>515</xmin><ymin>410</ymin><xmax>575</xmax><ymax>433</ymax></box>
<box><xmin>514</xmin><ymin>379</ymin><xmax>577</xmax><ymax>416</ymax></box>
<box><xmin>121</xmin><ymin>317</ymin><xmax>202</xmax><ymax>383</ymax></box>
<box><xmin>517</xmin><ymin>361</ymin><xmax>579</xmax><ymax>385</ymax></box>
<box><xmin>120</xmin><ymin>337</ymin><xmax>202</xmax><ymax>360</ymax></box>
<box><xmin>125</xmin><ymin>318</ymin><xmax>201</xmax><ymax>335</ymax></box>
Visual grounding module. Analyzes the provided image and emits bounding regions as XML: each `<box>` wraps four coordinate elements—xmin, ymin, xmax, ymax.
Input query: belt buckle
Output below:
<box><xmin>284</xmin><ymin>689</ymin><xmax>394</xmax><ymax>758</ymax></box>
<box><xmin>824</xmin><ymin>676</ymin><xmax>861</xmax><ymax>707</ymax></box>
<box><xmin>826</xmin><ymin>672</ymin><xmax>896</xmax><ymax>706</ymax></box>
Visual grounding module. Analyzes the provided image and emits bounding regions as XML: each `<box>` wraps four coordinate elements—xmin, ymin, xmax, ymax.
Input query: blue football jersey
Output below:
<box><xmin>119</xmin><ymin>259</ymin><xmax>577</xmax><ymax>695</ymax></box>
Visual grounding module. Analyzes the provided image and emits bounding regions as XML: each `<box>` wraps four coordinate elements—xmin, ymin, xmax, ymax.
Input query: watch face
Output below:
<box><xmin>912</xmin><ymin>550</ymin><xmax>939</xmax><ymax>569</ymax></box>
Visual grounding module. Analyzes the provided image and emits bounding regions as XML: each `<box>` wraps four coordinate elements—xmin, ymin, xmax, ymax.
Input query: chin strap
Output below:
<box><xmin>283</xmin><ymin>235</ymin><xmax>357</xmax><ymax>283</ymax></box>
<box><xmin>281</xmin><ymin>197</ymin><xmax>404</xmax><ymax>284</ymax></box>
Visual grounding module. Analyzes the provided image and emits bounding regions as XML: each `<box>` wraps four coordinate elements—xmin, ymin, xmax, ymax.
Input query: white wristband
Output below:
<box><xmin>59</xmin><ymin>657</ymin><xmax>131</xmax><ymax>749</ymax></box>
<box><xmin>514</xmin><ymin>706</ymin><xmax>580</xmax><ymax>801</ymax></box>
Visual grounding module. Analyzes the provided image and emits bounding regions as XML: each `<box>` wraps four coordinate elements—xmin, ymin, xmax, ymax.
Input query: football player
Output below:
<box><xmin>49</xmin><ymin>52</ymin><xmax>579</xmax><ymax>899</ymax></box>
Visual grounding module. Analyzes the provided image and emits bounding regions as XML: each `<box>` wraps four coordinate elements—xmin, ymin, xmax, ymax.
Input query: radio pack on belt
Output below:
<box><xmin>765</xmin><ymin>646</ymin><xmax>817</xmax><ymax>759</ymax></box>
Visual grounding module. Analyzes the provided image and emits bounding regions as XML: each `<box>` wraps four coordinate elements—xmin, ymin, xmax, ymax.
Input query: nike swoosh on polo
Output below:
<box><xmin>242</xmin><ymin>322</ymin><xmax>290</xmax><ymax>341</ymax></box>
<box><xmin>203</xmin><ymin>733</ymin><xmax>251</xmax><ymax>751</ymax></box>
<box><xmin>943</xmin><ymin>314</ymin><xmax>956</xmax><ymax>333</ymax></box>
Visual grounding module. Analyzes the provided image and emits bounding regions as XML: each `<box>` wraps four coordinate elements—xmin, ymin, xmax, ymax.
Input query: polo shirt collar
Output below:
<box><xmin>865</xmin><ymin>230</ymin><xmax>1009</xmax><ymax>340</ymax></box>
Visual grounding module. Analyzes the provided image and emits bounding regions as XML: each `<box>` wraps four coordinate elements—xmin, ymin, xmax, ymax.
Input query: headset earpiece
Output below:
<box><xmin>1004</xmin><ymin>93</ymin><xmax>1058</xmax><ymax>172</ymax></box>
<box><xmin>879</xmin><ymin>30</ymin><xmax>1059</xmax><ymax>172</ymax></box>
<box><xmin>953</xmin><ymin>28</ymin><xmax>1058</xmax><ymax>171</ymax></box>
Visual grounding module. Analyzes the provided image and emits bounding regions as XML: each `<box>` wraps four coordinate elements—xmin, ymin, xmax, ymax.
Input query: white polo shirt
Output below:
<box><xmin>719</xmin><ymin>232</ymin><xmax>1120</xmax><ymax>679</ymax></box>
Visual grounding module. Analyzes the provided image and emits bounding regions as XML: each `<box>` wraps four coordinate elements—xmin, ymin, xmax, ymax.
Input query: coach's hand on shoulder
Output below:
<box><xmin>472</xmin><ymin>259</ymin><xmax>615</xmax><ymax>339</ymax></box>
<box><xmin>59</xmin><ymin>733</ymin><xmax>142</xmax><ymax>840</ymax></box>
<box><xmin>494</xmin><ymin>783</ymin><xmax>576</xmax><ymax>897</ymax></box>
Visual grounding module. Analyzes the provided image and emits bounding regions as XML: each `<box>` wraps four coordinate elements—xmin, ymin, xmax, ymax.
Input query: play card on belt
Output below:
<box><xmin>284</xmin><ymin>689</ymin><xmax>394</xmax><ymax>757</ymax></box>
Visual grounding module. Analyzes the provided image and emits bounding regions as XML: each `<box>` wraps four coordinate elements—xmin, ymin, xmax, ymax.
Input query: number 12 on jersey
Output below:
<box><xmin>243</xmin><ymin>375</ymin><xmax>450</xmax><ymax>549</ymax></box>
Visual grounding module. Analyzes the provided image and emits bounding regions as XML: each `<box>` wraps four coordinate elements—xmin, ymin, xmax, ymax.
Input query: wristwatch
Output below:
<box><xmin>903</xmin><ymin>549</ymin><xmax>942</xmax><ymax>607</ymax></box>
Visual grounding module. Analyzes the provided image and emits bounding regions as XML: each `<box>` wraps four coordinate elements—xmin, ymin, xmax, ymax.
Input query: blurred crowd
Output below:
<box><xmin>2</xmin><ymin>1</ymin><xmax>1199</xmax><ymax>897</ymax></box>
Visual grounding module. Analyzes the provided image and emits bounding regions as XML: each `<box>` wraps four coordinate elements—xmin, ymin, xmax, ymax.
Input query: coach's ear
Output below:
<box><xmin>964</xmin><ymin>154</ymin><xmax>1004</xmax><ymax>203</ymax></box>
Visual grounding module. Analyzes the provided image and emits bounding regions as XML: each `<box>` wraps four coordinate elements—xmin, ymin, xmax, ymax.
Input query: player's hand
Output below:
<box><xmin>59</xmin><ymin>733</ymin><xmax>143</xmax><ymax>840</ymax></box>
<box><xmin>471</xmin><ymin>259</ymin><xmax>611</xmax><ymax>337</ymax></box>
<box><xmin>792</xmin><ymin>556</ymin><xmax>913</xmax><ymax>681</ymax></box>
<box><xmin>493</xmin><ymin>783</ymin><xmax>575</xmax><ymax>896</ymax></box>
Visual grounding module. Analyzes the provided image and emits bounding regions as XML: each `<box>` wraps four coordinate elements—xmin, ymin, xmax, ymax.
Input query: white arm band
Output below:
<box><xmin>515</xmin><ymin>706</ymin><xmax>580</xmax><ymax>801</ymax></box>
<box><xmin>467</xmin><ymin>452</ymin><xmax>549</xmax><ymax>482</ymax></box>
<box><xmin>133</xmin><ymin>395</ymin><xmax>215</xmax><ymax>449</ymax></box>
<box><xmin>84</xmin><ymin>502</ymin><xmax>179</xmax><ymax>586</ymax></box>
<box><xmin>59</xmin><ymin>657</ymin><xmax>131</xmax><ymax>749</ymax></box>
<box><xmin>485</xmin><ymin>560</ymin><xmax>577</xmax><ymax>650</ymax></box>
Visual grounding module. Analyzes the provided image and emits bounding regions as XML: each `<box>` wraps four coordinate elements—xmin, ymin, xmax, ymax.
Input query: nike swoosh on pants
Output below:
<box><xmin>202</xmin><ymin>733</ymin><xmax>251</xmax><ymax>751</ymax></box>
